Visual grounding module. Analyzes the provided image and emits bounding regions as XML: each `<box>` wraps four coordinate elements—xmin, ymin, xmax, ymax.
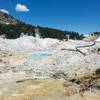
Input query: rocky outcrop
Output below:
<box><xmin>0</xmin><ymin>11</ymin><xmax>21</xmax><ymax>25</ymax></box>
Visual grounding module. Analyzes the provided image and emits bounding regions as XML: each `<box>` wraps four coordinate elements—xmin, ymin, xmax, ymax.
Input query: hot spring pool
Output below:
<box><xmin>30</xmin><ymin>50</ymin><xmax>50</xmax><ymax>57</ymax></box>
<box><xmin>21</xmin><ymin>50</ymin><xmax>51</xmax><ymax>58</ymax></box>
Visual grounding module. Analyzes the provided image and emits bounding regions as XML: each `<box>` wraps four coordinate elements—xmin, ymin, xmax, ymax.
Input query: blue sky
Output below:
<box><xmin>0</xmin><ymin>0</ymin><xmax>100</xmax><ymax>34</ymax></box>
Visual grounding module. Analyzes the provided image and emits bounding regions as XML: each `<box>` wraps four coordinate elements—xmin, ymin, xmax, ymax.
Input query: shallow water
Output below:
<box><xmin>19</xmin><ymin>50</ymin><xmax>51</xmax><ymax>58</ymax></box>
<box><xmin>27</xmin><ymin>50</ymin><xmax>50</xmax><ymax>58</ymax></box>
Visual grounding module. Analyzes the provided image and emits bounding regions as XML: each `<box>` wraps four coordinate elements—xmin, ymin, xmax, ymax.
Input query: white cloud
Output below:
<box><xmin>0</xmin><ymin>9</ymin><xmax>9</xmax><ymax>14</ymax></box>
<box><xmin>15</xmin><ymin>4</ymin><xmax>29</xmax><ymax>12</ymax></box>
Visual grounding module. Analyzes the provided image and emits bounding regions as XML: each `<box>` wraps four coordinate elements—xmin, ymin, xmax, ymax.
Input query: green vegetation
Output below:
<box><xmin>37</xmin><ymin>26</ymin><xmax>83</xmax><ymax>40</ymax></box>
<box><xmin>0</xmin><ymin>23</ymin><xmax>35</xmax><ymax>39</ymax></box>
<box><xmin>0</xmin><ymin>23</ymin><xmax>84</xmax><ymax>40</ymax></box>
<box><xmin>91</xmin><ymin>32</ymin><xmax>100</xmax><ymax>37</ymax></box>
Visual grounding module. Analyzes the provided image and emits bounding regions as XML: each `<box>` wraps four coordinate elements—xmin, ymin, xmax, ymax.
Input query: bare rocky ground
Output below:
<box><xmin>0</xmin><ymin>36</ymin><xmax>100</xmax><ymax>100</ymax></box>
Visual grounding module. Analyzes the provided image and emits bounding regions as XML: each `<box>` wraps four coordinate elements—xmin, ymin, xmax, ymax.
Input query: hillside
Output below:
<box><xmin>0</xmin><ymin>11</ymin><xmax>22</xmax><ymax>25</ymax></box>
<box><xmin>0</xmin><ymin>11</ymin><xmax>83</xmax><ymax>40</ymax></box>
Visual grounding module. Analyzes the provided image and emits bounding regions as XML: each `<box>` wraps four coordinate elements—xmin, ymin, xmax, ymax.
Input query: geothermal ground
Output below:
<box><xmin>0</xmin><ymin>36</ymin><xmax>100</xmax><ymax>100</ymax></box>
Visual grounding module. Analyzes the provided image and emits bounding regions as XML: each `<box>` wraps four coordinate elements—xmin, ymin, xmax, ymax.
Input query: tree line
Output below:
<box><xmin>91</xmin><ymin>32</ymin><xmax>100</xmax><ymax>37</ymax></box>
<box><xmin>0</xmin><ymin>23</ymin><xmax>84</xmax><ymax>40</ymax></box>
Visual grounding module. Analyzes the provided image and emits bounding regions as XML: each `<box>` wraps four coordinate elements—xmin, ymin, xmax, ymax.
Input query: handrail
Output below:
<box><xmin>76</xmin><ymin>41</ymin><xmax>95</xmax><ymax>56</ymax></box>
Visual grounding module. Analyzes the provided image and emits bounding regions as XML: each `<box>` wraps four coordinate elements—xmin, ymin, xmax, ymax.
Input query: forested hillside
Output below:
<box><xmin>0</xmin><ymin>11</ymin><xmax>84</xmax><ymax>40</ymax></box>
